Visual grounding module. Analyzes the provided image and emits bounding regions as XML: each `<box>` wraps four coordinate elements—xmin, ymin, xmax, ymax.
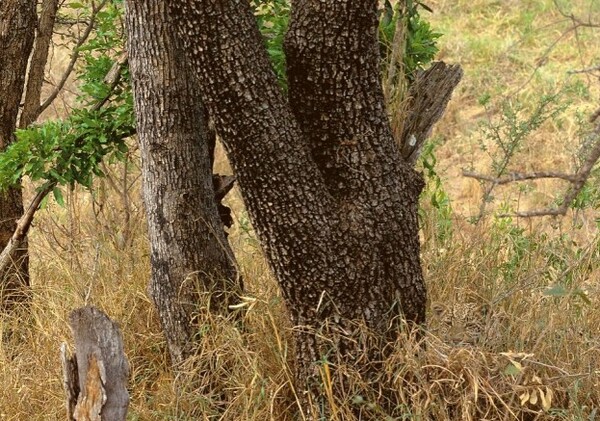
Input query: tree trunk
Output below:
<box><xmin>0</xmin><ymin>0</ymin><xmax>36</xmax><ymax>312</ymax></box>
<box><xmin>167</xmin><ymin>0</ymin><xmax>429</xmax><ymax>415</ymax></box>
<box><xmin>124</xmin><ymin>0</ymin><xmax>241</xmax><ymax>365</ymax></box>
<box><xmin>19</xmin><ymin>0</ymin><xmax>59</xmax><ymax>128</ymax></box>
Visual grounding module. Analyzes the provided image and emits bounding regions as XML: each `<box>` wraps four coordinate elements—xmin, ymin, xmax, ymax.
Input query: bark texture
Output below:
<box><xmin>284</xmin><ymin>1</ymin><xmax>426</xmax><ymax>327</ymax></box>
<box><xmin>398</xmin><ymin>61</ymin><xmax>463</xmax><ymax>164</ymax></box>
<box><xmin>0</xmin><ymin>0</ymin><xmax>36</xmax><ymax>311</ymax></box>
<box><xmin>62</xmin><ymin>306</ymin><xmax>129</xmax><ymax>421</ymax></box>
<box><xmin>125</xmin><ymin>0</ymin><xmax>240</xmax><ymax>364</ymax></box>
<box><xmin>19</xmin><ymin>0</ymin><xmax>59</xmax><ymax>128</ymax></box>
<box><xmin>169</xmin><ymin>1</ymin><xmax>427</xmax><ymax>412</ymax></box>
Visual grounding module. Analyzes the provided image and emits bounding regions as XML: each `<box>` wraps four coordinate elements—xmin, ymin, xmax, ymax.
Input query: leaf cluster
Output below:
<box><xmin>0</xmin><ymin>0</ymin><xmax>133</xmax><ymax>200</ymax></box>
<box><xmin>252</xmin><ymin>0</ymin><xmax>290</xmax><ymax>90</ymax></box>
<box><xmin>379</xmin><ymin>0</ymin><xmax>441</xmax><ymax>82</ymax></box>
<box><xmin>0</xmin><ymin>107</ymin><xmax>131</xmax><ymax>195</ymax></box>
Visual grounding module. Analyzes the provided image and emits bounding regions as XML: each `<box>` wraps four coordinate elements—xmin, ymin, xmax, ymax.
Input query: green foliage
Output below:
<box><xmin>479</xmin><ymin>93</ymin><xmax>567</xmax><ymax>179</ymax></box>
<box><xmin>0</xmin><ymin>108</ymin><xmax>131</xmax><ymax>193</ymax></box>
<box><xmin>419</xmin><ymin>138</ymin><xmax>453</xmax><ymax>243</ymax></box>
<box><xmin>379</xmin><ymin>0</ymin><xmax>441</xmax><ymax>82</ymax></box>
<box><xmin>0</xmin><ymin>0</ymin><xmax>133</xmax><ymax>197</ymax></box>
<box><xmin>472</xmin><ymin>92</ymin><xmax>569</xmax><ymax>219</ymax></box>
<box><xmin>252</xmin><ymin>0</ymin><xmax>290</xmax><ymax>90</ymax></box>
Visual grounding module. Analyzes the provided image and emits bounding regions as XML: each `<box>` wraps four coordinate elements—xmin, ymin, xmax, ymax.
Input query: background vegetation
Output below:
<box><xmin>1</xmin><ymin>0</ymin><xmax>599</xmax><ymax>419</ymax></box>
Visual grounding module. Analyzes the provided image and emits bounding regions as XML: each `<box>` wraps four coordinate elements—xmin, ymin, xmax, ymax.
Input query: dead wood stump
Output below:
<box><xmin>61</xmin><ymin>306</ymin><xmax>129</xmax><ymax>421</ymax></box>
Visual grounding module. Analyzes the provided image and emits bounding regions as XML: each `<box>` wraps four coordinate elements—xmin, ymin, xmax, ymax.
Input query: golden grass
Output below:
<box><xmin>1</xmin><ymin>0</ymin><xmax>600</xmax><ymax>419</ymax></box>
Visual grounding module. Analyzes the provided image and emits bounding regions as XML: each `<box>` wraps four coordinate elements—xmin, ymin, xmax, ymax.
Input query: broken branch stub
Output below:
<box><xmin>399</xmin><ymin>61</ymin><xmax>463</xmax><ymax>165</ymax></box>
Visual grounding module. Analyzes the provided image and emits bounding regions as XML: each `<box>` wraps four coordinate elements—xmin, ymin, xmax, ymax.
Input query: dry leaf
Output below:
<box><xmin>540</xmin><ymin>387</ymin><xmax>553</xmax><ymax>411</ymax></box>
<box><xmin>520</xmin><ymin>391</ymin><xmax>530</xmax><ymax>406</ymax></box>
<box><xmin>529</xmin><ymin>389</ymin><xmax>538</xmax><ymax>405</ymax></box>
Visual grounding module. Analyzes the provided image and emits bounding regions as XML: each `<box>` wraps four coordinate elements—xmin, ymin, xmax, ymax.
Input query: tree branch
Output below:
<box><xmin>38</xmin><ymin>0</ymin><xmax>109</xmax><ymax>116</ymax></box>
<box><xmin>0</xmin><ymin>182</ymin><xmax>55</xmax><ymax>275</ymax></box>
<box><xmin>465</xmin><ymin>126</ymin><xmax>600</xmax><ymax>218</ymax></box>
<box><xmin>463</xmin><ymin>170</ymin><xmax>579</xmax><ymax>184</ymax></box>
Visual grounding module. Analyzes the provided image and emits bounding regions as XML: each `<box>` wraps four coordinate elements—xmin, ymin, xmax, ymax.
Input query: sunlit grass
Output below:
<box><xmin>1</xmin><ymin>0</ymin><xmax>599</xmax><ymax>419</ymax></box>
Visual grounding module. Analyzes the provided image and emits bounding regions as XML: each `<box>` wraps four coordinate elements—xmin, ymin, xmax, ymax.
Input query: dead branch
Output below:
<box><xmin>464</xmin><ymin>127</ymin><xmax>600</xmax><ymax>218</ymax></box>
<box><xmin>399</xmin><ymin>61</ymin><xmax>463</xmax><ymax>165</ymax></box>
<box><xmin>463</xmin><ymin>170</ymin><xmax>579</xmax><ymax>185</ymax></box>
<box><xmin>62</xmin><ymin>306</ymin><xmax>129</xmax><ymax>421</ymax></box>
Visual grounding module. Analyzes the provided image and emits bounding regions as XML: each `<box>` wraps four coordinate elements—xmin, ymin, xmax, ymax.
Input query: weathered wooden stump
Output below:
<box><xmin>61</xmin><ymin>306</ymin><xmax>129</xmax><ymax>421</ymax></box>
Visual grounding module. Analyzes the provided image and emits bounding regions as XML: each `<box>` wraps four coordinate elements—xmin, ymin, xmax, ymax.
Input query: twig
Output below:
<box><xmin>567</xmin><ymin>64</ymin><xmax>600</xmax><ymax>75</ymax></box>
<box><xmin>465</xmin><ymin>126</ymin><xmax>600</xmax><ymax>218</ymax></box>
<box><xmin>553</xmin><ymin>0</ymin><xmax>600</xmax><ymax>29</ymax></box>
<box><xmin>463</xmin><ymin>170</ymin><xmax>578</xmax><ymax>185</ymax></box>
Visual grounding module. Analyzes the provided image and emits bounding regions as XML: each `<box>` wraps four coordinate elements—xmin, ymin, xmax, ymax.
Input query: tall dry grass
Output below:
<box><xmin>1</xmin><ymin>0</ymin><xmax>600</xmax><ymax>419</ymax></box>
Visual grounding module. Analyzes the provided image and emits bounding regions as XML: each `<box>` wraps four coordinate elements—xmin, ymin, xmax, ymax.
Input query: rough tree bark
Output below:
<box><xmin>19</xmin><ymin>0</ymin><xmax>59</xmax><ymax>128</ymax></box>
<box><xmin>167</xmin><ymin>0</ymin><xmax>428</xmax><ymax>412</ymax></box>
<box><xmin>125</xmin><ymin>0</ymin><xmax>241</xmax><ymax>365</ymax></box>
<box><xmin>0</xmin><ymin>0</ymin><xmax>36</xmax><ymax>312</ymax></box>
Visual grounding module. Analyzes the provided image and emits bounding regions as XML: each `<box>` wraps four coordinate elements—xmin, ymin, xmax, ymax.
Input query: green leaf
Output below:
<box><xmin>503</xmin><ymin>362</ymin><xmax>521</xmax><ymax>376</ymax></box>
<box><xmin>543</xmin><ymin>284</ymin><xmax>568</xmax><ymax>298</ymax></box>
<box><xmin>66</xmin><ymin>2</ymin><xmax>85</xmax><ymax>9</ymax></box>
<box><xmin>53</xmin><ymin>187</ymin><xmax>65</xmax><ymax>207</ymax></box>
<box><xmin>351</xmin><ymin>395</ymin><xmax>364</xmax><ymax>405</ymax></box>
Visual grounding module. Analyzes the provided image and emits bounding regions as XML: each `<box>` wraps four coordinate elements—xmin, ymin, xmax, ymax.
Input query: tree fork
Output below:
<box><xmin>168</xmin><ymin>0</ymin><xmax>435</xmax><ymax>417</ymax></box>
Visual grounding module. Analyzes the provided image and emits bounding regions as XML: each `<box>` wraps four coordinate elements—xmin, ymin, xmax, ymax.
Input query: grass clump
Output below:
<box><xmin>1</xmin><ymin>0</ymin><xmax>600</xmax><ymax>420</ymax></box>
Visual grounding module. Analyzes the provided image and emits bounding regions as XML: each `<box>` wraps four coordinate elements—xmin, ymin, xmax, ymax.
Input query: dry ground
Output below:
<box><xmin>1</xmin><ymin>1</ymin><xmax>599</xmax><ymax>420</ymax></box>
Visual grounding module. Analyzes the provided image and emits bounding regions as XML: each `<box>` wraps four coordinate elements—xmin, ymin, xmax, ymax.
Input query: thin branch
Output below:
<box><xmin>468</xmin><ymin>126</ymin><xmax>600</xmax><ymax>218</ymax></box>
<box><xmin>463</xmin><ymin>170</ymin><xmax>579</xmax><ymax>184</ymax></box>
<box><xmin>38</xmin><ymin>0</ymin><xmax>110</xmax><ymax>115</ymax></box>
<box><xmin>553</xmin><ymin>0</ymin><xmax>600</xmax><ymax>29</ymax></box>
<box><xmin>567</xmin><ymin>64</ymin><xmax>600</xmax><ymax>75</ymax></box>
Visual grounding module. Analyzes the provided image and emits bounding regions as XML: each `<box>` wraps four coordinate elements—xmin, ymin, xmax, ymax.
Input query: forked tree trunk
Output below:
<box><xmin>125</xmin><ymin>0</ymin><xmax>240</xmax><ymax>364</ymax></box>
<box><xmin>169</xmin><ymin>0</ymin><xmax>427</xmax><ymax>413</ymax></box>
<box><xmin>0</xmin><ymin>0</ymin><xmax>36</xmax><ymax>313</ymax></box>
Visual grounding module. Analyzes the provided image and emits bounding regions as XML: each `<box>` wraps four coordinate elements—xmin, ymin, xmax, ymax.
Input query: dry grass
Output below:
<box><xmin>1</xmin><ymin>0</ymin><xmax>600</xmax><ymax>419</ymax></box>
